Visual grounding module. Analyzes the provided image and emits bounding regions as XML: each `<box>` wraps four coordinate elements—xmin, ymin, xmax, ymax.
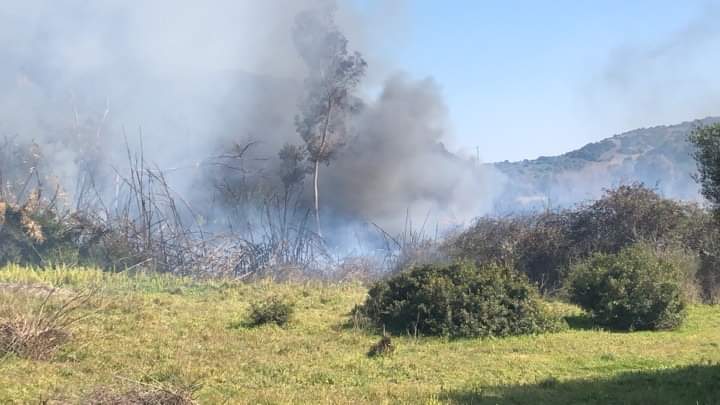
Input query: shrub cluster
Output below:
<box><xmin>246</xmin><ymin>296</ymin><xmax>294</xmax><ymax>327</ymax></box>
<box><xmin>357</xmin><ymin>262</ymin><xmax>565</xmax><ymax>338</ymax></box>
<box><xmin>446</xmin><ymin>183</ymin><xmax>719</xmax><ymax>300</ymax></box>
<box><xmin>565</xmin><ymin>244</ymin><xmax>687</xmax><ymax>331</ymax></box>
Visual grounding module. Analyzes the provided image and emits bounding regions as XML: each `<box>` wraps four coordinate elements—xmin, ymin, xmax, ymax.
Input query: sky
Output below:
<box><xmin>359</xmin><ymin>0</ymin><xmax>720</xmax><ymax>162</ymax></box>
<box><xmin>3</xmin><ymin>0</ymin><xmax>719</xmax><ymax>165</ymax></box>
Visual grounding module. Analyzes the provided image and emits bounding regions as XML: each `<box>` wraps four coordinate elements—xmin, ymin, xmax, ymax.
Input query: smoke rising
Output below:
<box><xmin>0</xmin><ymin>1</ymin><xmax>498</xmax><ymax>242</ymax></box>
<box><xmin>587</xmin><ymin>5</ymin><xmax>720</xmax><ymax>130</ymax></box>
<box><xmin>323</xmin><ymin>74</ymin><xmax>501</xmax><ymax>231</ymax></box>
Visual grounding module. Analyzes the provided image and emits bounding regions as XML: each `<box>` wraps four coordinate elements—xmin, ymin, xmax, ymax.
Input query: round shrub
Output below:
<box><xmin>357</xmin><ymin>262</ymin><xmax>565</xmax><ymax>338</ymax></box>
<box><xmin>566</xmin><ymin>244</ymin><xmax>687</xmax><ymax>331</ymax></box>
<box><xmin>247</xmin><ymin>296</ymin><xmax>294</xmax><ymax>327</ymax></box>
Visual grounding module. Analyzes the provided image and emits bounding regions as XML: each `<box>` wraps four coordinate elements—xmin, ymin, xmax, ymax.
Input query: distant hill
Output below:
<box><xmin>491</xmin><ymin>117</ymin><xmax>720</xmax><ymax>210</ymax></box>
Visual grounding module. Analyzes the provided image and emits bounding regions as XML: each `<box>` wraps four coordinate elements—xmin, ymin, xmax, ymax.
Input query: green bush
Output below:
<box><xmin>566</xmin><ymin>244</ymin><xmax>687</xmax><ymax>331</ymax></box>
<box><xmin>445</xmin><ymin>184</ymin><xmax>706</xmax><ymax>294</ymax></box>
<box><xmin>357</xmin><ymin>262</ymin><xmax>565</xmax><ymax>338</ymax></box>
<box><xmin>247</xmin><ymin>296</ymin><xmax>294</xmax><ymax>327</ymax></box>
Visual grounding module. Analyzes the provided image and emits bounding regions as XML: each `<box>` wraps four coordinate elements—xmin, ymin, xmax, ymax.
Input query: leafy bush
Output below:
<box><xmin>513</xmin><ymin>212</ymin><xmax>571</xmax><ymax>291</ymax></box>
<box><xmin>446</xmin><ymin>184</ymin><xmax>709</xmax><ymax>294</ymax></box>
<box><xmin>246</xmin><ymin>296</ymin><xmax>294</xmax><ymax>327</ymax></box>
<box><xmin>567</xmin><ymin>184</ymin><xmax>689</xmax><ymax>255</ymax></box>
<box><xmin>357</xmin><ymin>262</ymin><xmax>565</xmax><ymax>338</ymax></box>
<box><xmin>566</xmin><ymin>244</ymin><xmax>687</xmax><ymax>331</ymax></box>
<box><xmin>689</xmin><ymin>123</ymin><xmax>720</xmax><ymax>216</ymax></box>
<box><xmin>446</xmin><ymin>216</ymin><xmax>527</xmax><ymax>267</ymax></box>
<box><xmin>698</xmin><ymin>252</ymin><xmax>720</xmax><ymax>304</ymax></box>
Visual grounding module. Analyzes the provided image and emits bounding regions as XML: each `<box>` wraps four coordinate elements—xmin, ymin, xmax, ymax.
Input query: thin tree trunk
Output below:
<box><xmin>313</xmin><ymin>98</ymin><xmax>334</xmax><ymax>238</ymax></box>
<box><xmin>313</xmin><ymin>159</ymin><xmax>321</xmax><ymax>237</ymax></box>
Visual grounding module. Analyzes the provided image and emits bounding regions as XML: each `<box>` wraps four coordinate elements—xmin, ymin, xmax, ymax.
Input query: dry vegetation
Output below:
<box><xmin>81</xmin><ymin>382</ymin><xmax>198</xmax><ymax>405</ymax></box>
<box><xmin>0</xmin><ymin>287</ymin><xmax>97</xmax><ymax>361</ymax></box>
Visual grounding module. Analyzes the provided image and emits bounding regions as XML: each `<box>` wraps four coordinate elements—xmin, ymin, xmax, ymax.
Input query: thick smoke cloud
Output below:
<box><xmin>323</xmin><ymin>75</ymin><xmax>501</xmax><ymax>231</ymax></box>
<box><xmin>0</xmin><ymin>1</ymin><xmax>499</xmax><ymax>239</ymax></box>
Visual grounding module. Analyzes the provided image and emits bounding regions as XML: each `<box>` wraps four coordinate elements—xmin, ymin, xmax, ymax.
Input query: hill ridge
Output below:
<box><xmin>491</xmin><ymin>116</ymin><xmax>719</xmax><ymax>209</ymax></box>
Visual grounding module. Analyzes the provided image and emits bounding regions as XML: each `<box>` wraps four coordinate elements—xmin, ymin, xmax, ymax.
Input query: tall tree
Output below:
<box><xmin>689</xmin><ymin>123</ymin><xmax>720</xmax><ymax>217</ymax></box>
<box><xmin>293</xmin><ymin>5</ymin><xmax>366</xmax><ymax>237</ymax></box>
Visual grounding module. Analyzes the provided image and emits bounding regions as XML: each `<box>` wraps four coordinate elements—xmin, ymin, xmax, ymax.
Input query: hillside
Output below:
<box><xmin>492</xmin><ymin>117</ymin><xmax>720</xmax><ymax>210</ymax></box>
<box><xmin>1</xmin><ymin>266</ymin><xmax>719</xmax><ymax>404</ymax></box>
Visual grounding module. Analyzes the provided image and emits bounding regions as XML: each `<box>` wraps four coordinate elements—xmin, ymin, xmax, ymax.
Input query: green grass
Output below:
<box><xmin>1</xmin><ymin>265</ymin><xmax>719</xmax><ymax>404</ymax></box>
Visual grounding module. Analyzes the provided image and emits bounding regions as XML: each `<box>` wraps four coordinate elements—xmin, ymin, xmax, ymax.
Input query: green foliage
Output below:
<box><xmin>358</xmin><ymin>262</ymin><xmax>566</xmax><ymax>338</ymax></box>
<box><xmin>247</xmin><ymin>296</ymin><xmax>295</xmax><ymax>327</ymax></box>
<box><xmin>1</xmin><ymin>265</ymin><xmax>720</xmax><ymax>403</ymax></box>
<box><xmin>568</xmin><ymin>184</ymin><xmax>689</xmax><ymax>255</ymax></box>
<box><xmin>566</xmin><ymin>244</ymin><xmax>687</xmax><ymax>331</ymax></box>
<box><xmin>689</xmin><ymin>123</ymin><xmax>720</xmax><ymax>213</ymax></box>
<box><xmin>688</xmin><ymin>124</ymin><xmax>720</xmax><ymax>303</ymax></box>
<box><xmin>447</xmin><ymin>184</ymin><xmax>713</xmax><ymax>296</ymax></box>
<box><xmin>513</xmin><ymin>212</ymin><xmax>569</xmax><ymax>291</ymax></box>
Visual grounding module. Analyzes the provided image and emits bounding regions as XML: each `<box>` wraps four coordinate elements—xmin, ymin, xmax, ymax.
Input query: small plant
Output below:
<box><xmin>368</xmin><ymin>334</ymin><xmax>395</xmax><ymax>357</ymax></box>
<box><xmin>357</xmin><ymin>262</ymin><xmax>565</xmax><ymax>338</ymax></box>
<box><xmin>246</xmin><ymin>296</ymin><xmax>294</xmax><ymax>327</ymax></box>
<box><xmin>565</xmin><ymin>244</ymin><xmax>687</xmax><ymax>331</ymax></box>
<box><xmin>0</xmin><ymin>287</ymin><xmax>97</xmax><ymax>360</ymax></box>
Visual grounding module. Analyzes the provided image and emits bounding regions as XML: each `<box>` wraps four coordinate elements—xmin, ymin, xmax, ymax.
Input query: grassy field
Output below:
<box><xmin>0</xmin><ymin>265</ymin><xmax>719</xmax><ymax>404</ymax></box>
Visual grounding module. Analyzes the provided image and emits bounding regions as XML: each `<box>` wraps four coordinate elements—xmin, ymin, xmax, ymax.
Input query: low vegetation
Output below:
<box><xmin>357</xmin><ymin>262</ymin><xmax>565</xmax><ymax>337</ymax></box>
<box><xmin>0</xmin><ymin>125</ymin><xmax>719</xmax><ymax>402</ymax></box>
<box><xmin>446</xmin><ymin>183</ymin><xmax>720</xmax><ymax>301</ymax></box>
<box><xmin>0</xmin><ymin>287</ymin><xmax>96</xmax><ymax>361</ymax></box>
<box><xmin>565</xmin><ymin>244</ymin><xmax>687</xmax><ymax>331</ymax></box>
<box><xmin>246</xmin><ymin>295</ymin><xmax>295</xmax><ymax>327</ymax></box>
<box><xmin>1</xmin><ymin>265</ymin><xmax>719</xmax><ymax>404</ymax></box>
<box><xmin>367</xmin><ymin>335</ymin><xmax>395</xmax><ymax>357</ymax></box>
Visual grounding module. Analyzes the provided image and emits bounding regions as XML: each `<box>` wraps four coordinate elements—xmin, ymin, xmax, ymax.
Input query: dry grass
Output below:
<box><xmin>0</xmin><ymin>282</ymin><xmax>72</xmax><ymax>298</ymax></box>
<box><xmin>0</xmin><ymin>287</ymin><xmax>97</xmax><ymax>360</ymax></box>
<box><xmin>82</xmin><ymin>385</ymin><xmax>196</xmax><ymax>405</ymax></box>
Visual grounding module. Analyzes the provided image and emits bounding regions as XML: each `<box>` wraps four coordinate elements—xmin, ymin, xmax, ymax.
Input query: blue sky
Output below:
<box><xmin>358</xmin><ymin>1</ymin><xmax>720</xmax><ymax>162</ymax></box>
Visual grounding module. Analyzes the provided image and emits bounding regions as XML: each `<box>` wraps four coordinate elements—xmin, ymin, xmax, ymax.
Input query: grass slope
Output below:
<box><xmin>0</xmin><ymin>265</ymin><xmax>718</xmax><ymax>404</ymax></box>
